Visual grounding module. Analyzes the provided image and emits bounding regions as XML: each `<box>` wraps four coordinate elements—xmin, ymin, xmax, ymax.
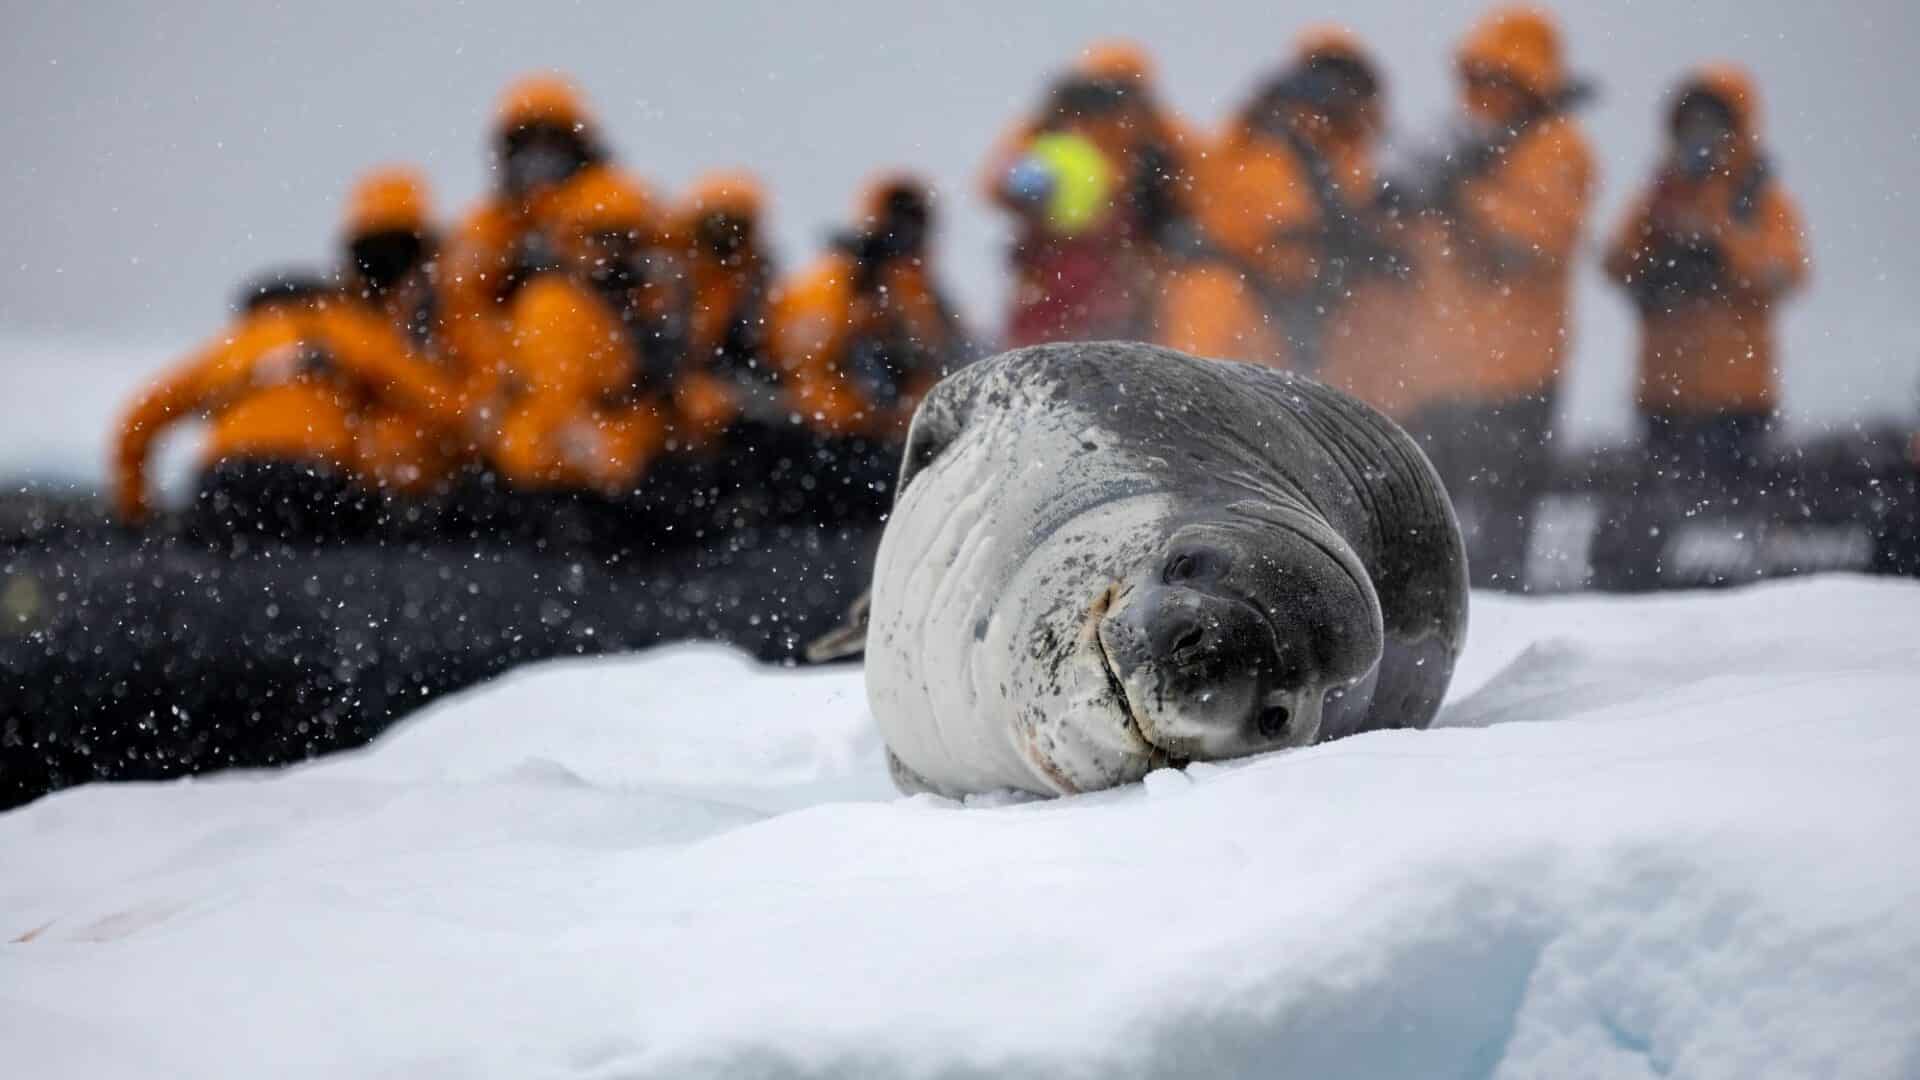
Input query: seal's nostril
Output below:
<box><xmin>1257</xmin><ymin>703</ymin><xmax>1291</xmax><ymax>739</ymax></box>
<box><xmin>1138</xmin><ymin>596</ymin><xmax>1205</xmax><ymax>664</ymax></box>
<box><xmin>1172</xmin><ymin>624</ymin><xmax>1205</xmax><ymax>656</ymax></box>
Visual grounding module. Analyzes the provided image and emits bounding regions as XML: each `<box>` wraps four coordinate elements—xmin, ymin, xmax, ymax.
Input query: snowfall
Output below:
<box><xmin>2</xmin><ymin>575</ymin><xmax>1917</xmax><ymax>1078</ymax></box>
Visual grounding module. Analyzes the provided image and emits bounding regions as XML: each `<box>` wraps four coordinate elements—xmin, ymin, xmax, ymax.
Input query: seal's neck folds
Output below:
<box><xmin>866</xmin><ymin>399</ymin><xmax>1177</xmax><ymax>795</ymax></box>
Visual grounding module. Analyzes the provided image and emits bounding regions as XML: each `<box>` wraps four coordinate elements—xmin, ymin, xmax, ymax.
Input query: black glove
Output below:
<box><xmin>1629</xmin><ymin>237</ymin><xmax>1725</xmax><ymax>313</ymax></box>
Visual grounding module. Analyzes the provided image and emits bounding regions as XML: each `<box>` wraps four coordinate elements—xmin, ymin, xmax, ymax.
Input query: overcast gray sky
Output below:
<box><xmin>3</xmin><ymin>0</ymin><xmax>1916</xmax><ymax>450</ymax></box>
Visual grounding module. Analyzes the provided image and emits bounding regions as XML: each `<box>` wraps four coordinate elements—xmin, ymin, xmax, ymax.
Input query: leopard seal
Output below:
<box><xmin>860</xmin><ymin>341</ymin><xmax>1467</xmax><ymax>797</ymax></box>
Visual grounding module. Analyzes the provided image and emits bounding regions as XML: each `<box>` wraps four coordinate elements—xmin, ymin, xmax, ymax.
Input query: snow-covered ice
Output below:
<box><xmin>3</xmin><ymin>577</ymin><xmax>1918</xmax><ymax>1078</ymax></box>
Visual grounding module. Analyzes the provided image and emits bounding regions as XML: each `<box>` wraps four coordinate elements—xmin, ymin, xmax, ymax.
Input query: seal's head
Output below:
<box><xmin>1091</xmin><ymin>509</ymin><xmax>1385</xmax><ymax>767</ymax></box>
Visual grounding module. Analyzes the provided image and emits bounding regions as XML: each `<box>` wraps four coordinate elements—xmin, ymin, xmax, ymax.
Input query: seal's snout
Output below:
<box><xmin>1100</xmin><ymin>584</ymin><xmax>1242</xmax><ymax>679</ymax></box>
<box><xmin>1130</xmin><ymin>587</ymin><xmax>1217</xmax><ymax>669</ymax></box>
<box><xmin>1098</xmin><ymin>583</ymin><xmax>1279</xmax><ymax>761</ymax></box>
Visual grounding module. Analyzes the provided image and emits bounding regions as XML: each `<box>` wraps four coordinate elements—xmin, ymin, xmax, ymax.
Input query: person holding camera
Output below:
<box><xmin>1158</xmin><ymin>25</ymin><xmax>1393</xmax><ymax>374</ymax></box>
<box><xmin>1604</xmin><ymin>63</ymin><xmax>1809</xmax><ymax>492</ymax></box>
<box><xmin>983</xmin><ymin>41</ymin><xmax>1191</xmax><ymax>347</ymax></box>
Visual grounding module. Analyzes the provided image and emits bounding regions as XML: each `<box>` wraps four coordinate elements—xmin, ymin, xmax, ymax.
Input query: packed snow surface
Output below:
<box><xmin>4</xmin><ymin>577</ymin><xmax>1918</xmax><ymax>1078</ymax></box>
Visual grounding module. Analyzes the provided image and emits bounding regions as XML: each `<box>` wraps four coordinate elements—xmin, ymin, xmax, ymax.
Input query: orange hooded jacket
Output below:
<box><xmin>114</xmin><ymin>292</ymin><xmax>463</xmax><ymax>522</ymax></box>
<box><xmin>441</xmin><ymin>77</ymin><xmax>659</xmax><ymax>431</ymax></box>
<box><xmin>1287</xmin><ymin>31</ymin><xmax>1433</xmax><ymax>417</ymax></box>
<box><xmin>339</xmin><ymin>166</ymin><xmax>472</xmax><ymax>494</ymax></box>
<box><xmin>1403</xmin><ymin>6</ymin><xmax>1595</xmax><ymax>407</ymax></box>
<box><xmin>492</xmin><ymin>168</ymin><xmax>674</xmax><ymax>495</ymax></box>
<box><xmin>1604</xmin><ymin>65</ymin><xmax>1808</xmax><ymax>415</ymax></box>
<box><xmin>769</xmin><ymin>177</ymin><xmax>962</xmax><ymax>439</ymax></box>
<box><xmin>673</xmin><ymin>170</ymin><xmax>777</xmax><ymax>446</ymax></box>
<box><xmin>1157</xmin><ymin>26</ymin><xmax>1386</xmax><ymax>370</ymax></box>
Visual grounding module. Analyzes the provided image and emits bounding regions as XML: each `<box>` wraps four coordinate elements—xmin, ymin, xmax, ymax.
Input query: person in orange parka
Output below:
<box><xmin>1603</xmin><ymin>64</ymin><xmax>1808</xmax><ymax>488</ymax></box>
<box><xmin>770</xmin><ymin>174</ymin><xmax>969</xmax><ymax>441</ymax></box>
<box><xmin>1398</xmin><ymin>5</ymin><xmax>1596</xmax><ymax>588</ymax></box>
<box><xmin>113</xmin><ymin>274</ymin><xmax>466</xmax><ymax>544</ymax></box>
<box><xmin>983</xmin><ymin>40</ymin><xmax>1192</xmax><ymax>346</ymax></box>
<box><xmin>672</xmin><ymin>169</ymin><xmax>781</xmax><ymax>450</ymax></box>
<box><xmin>492</xmin><ymin>167</ymin><xmax>678</xmax><ymax>506</ymax></box>
<box><xmin>1289</xmin><ymin>31</ymin><xmax>1430</xmax><ymax>416</ymax></box>
<box><xmin>441</xmin><ymin>74</ymin><xmax>631</xmax><ymax>432</ymax></box>
<box><xmin>342</xmin><ymin>167</ymin><xmax>442</xmax><ymax>351</ymax></box>
<box><xmin>768</xmin><ymin>175</ymin><xmax>971</xmax><ymax>522</ymax></box>
<box><xmin>1156</xmin><ymin>25</ymin><xmax>1396</xmax><ymax>373</ymax></box>
<box><xmin>337</xmin><ymin>166</ymin><xmax>472</xmax><ymax>502</ymax></box>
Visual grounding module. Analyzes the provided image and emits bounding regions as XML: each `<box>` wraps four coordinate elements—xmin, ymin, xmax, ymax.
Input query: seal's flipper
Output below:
<box><xmin>886</xmin><ymin>748</ymin><xmax>947</xmax><ymax>796</ymax></box>
<box><xmin>804</xmin><ymin>589</ymin><xmax>870</xmax><ymax>663</ymax></box>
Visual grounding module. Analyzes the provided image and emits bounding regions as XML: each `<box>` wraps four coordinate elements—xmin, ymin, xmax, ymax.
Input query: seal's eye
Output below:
<box><xmin>1163</xmin><ymin>546</ymin><xmax>1226</xmax><ymax>585</ymax></box>
<box><xmin>1256</xmin><ymin>703</ymin><xmax>1291</xmax><ymax>739</ymax></box>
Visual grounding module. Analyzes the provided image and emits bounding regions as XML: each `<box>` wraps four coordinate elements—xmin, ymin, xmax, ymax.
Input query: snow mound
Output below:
<box><xmin>4</xmin><ymin>578</ymin><xmax>1919</xmax><ymax>1078</ymax></box>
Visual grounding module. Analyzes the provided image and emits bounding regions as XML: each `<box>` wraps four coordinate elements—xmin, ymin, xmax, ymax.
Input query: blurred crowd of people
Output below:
<box><xmin>116</xmin><ymin>75</ymin><xmax>973</xmax><ymax>556</ymax></box>
<box><xmin>115</xmin><ymin>4</ymin><xmax>1812</xmax><ymax>583</ymax></box>
<box><xmin>989</xmin><ymin>5</ymin><xmax>1808</xmax><ymax>585</ymax></box>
